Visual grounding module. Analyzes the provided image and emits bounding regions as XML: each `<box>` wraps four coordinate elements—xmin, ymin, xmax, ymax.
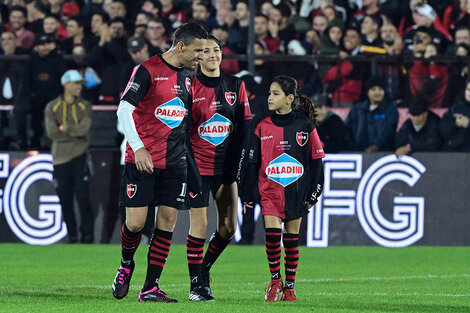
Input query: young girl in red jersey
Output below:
<box><xmin>241</xmin><ymin>75</ymin><xmax>325</xmax><ymax>302</ymax></box>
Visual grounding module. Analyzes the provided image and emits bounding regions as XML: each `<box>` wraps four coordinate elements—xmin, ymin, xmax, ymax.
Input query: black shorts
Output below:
<box><xmin>119</xmin><ymin>163</ymin><xmax>187</xmax><ymax>210</ymax></box>
<box><xmin>188</xmin><ymin>175</ymin><xmax>226</xmax><ymax>208</ymax></box>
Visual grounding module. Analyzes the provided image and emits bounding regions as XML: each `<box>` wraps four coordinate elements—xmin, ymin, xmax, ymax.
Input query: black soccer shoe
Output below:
<box><xmin>138</xmin><ymin>286</ymin><xmax>178</xmax><ymax>303</ymax></box>
<box><xmin>200</xmin><ymin>271</ymin><xmax>213</xmax><ymax>298</ymax></box>
<box><xmin>112</xmin><ymin>260</ymin><xmax>134</xmax><ymax>299</ymax></box>
<box><xmin>188</xmin><ymin>285</ymin><xmax>215</xmax><ymax>301</ymax></box>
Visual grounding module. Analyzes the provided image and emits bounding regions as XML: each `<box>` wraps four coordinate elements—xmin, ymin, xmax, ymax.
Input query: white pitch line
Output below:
<box><xmin>296</xmin><ymin>273</ymin><xmax>470</xmax><ymax>283</ymax></box>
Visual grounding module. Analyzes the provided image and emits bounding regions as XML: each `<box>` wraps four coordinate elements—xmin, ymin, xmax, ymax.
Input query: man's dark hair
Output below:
<box><xmin>172</xmin><ymin>22</ymin><xmax>208</xmax><ymax>46</ymax></box>
<box><xmin>366</xmin><ymin>14</ymin><xmax>383</xmax><ymax>30</ymax></box>
<box><xmin>255</xmin><ymin>13</ymin><xmax>269</xmax><ymax>21</ymax></box>
<box><xmin>455</xmin><ymin>25</ymin><xmax>470</xmax><ymax>35</ymax></box>
<box><xmin>68</xmin><ymin>16</ymin><xmax>86</xmax><ymax>29</ymax></box>
<box><xmin>207</xmin><ymin>34</ymin><xmax>221</xmax><ymax>49</ymax></box>
<box><xmin>93</xmin><ymin>12</ymin><xmax>110</xmax><ymax>25</ymax></box>
<box><xmin>10</xmin><ymin>5</ymin><xmax>27</xmax><ymax>18</ymax></box>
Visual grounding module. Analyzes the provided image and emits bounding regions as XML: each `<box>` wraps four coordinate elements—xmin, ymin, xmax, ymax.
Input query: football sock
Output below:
<box><xmin>186</xmin><ymin>235</ymin><xmax>205</xmax><ymax>290</ymax></box>
<box><xmin>121</xmin><ymin>224</ymin><xmax>142</xmax><ymax>264</ymax></box>
<box><xmin>201</xmin><ymin>231</ymin><xmax>231</xmax><ymax>274</ymax></box>
<box><xmin>143</xmin><ymin>228</ymin><xmax>173</xmax><ymax>291</ymax></box>
<box><xmin>265</xmin><ymin>228</ymin><xmax>282</xmax><ymax>280</ymax></box>
<box><xmin>283</xmin><ymin>233</ymin><xmax>299</xmax><ymax>289</ymax></box>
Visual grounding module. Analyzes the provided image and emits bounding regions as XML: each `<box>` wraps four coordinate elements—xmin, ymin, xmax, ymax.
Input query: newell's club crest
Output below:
<box><xmin>127</xmin><ymin>184</ymin><xmax>137</xmax><ymax>198</ymax></box>
<box><xmin>296</xmin><ymin>132</ymin><xmax>308</xmax><ymax>146</ymax></box>
<box><xmin>225</xmin><ymin>92</ymin><xmax>237</xmax><ymax>106</ymax></box>
<box><xmin>185</xmin><ymin>77</ymin><xmax>191</xmax><ymax>92</ymax></box>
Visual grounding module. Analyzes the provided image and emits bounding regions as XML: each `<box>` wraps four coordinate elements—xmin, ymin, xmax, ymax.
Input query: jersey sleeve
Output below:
<box><xmin>121</xmin><ymin>64</ymin><xmax>152</xmax><ymax>107</ymax></box>
<box><xmin>238</xmin><ymin>81</ymin><xmax>252</xmax><ymax>122</ymax></box>
<box><xmin>239</xmin><ymin>123</ymin><xmax>261</xmax><ymax>204</ymax></box>
<box><xmin>309</xmin><ymin>127</ymin><xmax>325</xmax><ymax>159</ymax></box>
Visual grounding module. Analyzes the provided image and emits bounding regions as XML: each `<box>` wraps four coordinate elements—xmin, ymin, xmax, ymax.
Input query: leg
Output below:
<box><xmin>240</xmin><ymin>204</ymin><xmax>255</xmax><ymax>244</ymax></box>
<box><xmin>264</xmin><ymin>215</ymin><xmax>283</xmax><ymax>302</ymax></box>
<box><xmin>54</xmin><ymin>162</ymin><xmax>77</xmax><ymax>242</ymax></box>
<box><xmin>71</xmin><ymin>154</ymin><xmax>95</xmax><ymax>243</ymax></box>
<box><xmin>281</xmin><ymin>218</ymin><xmax>302</xmax><ymax>302</ymax></box>
<box><xmin>187</xmin><ymin>206</ymin><xmax>207</xmax><ymax>291</ymax></box>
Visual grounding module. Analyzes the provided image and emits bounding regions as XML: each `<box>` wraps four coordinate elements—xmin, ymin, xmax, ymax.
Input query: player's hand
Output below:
<box><xmin>305</xmin><ymin>201</ymin><xmax>313</xmax><ymax>209</ymax></box>
<box><xmin>395</xmin><ymin>144</ymin><xmax>411</xmax><ymax>158</ymax></box>
<box><xmin>243</xmin><ymin>202</ymin><xmax>253</xmax><ymax>214</ymax></box>
<box><xmin>135</xmin><ymin>148</ymin><xmax>154</xmax><ymax>174</ymax></box>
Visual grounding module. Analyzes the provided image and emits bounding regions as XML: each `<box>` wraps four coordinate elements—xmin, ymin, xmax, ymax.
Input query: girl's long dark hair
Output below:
<box><xmin>272</xmin><ymin>75</ymin><xmax>318</xmax><ymax>124</ymax></box>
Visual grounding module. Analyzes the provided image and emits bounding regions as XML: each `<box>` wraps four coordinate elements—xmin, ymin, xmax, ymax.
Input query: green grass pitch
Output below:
<box><xmin>1</xmin><ymin>244</ymin><xmax>469</xmax><ymax>312</ymax></box>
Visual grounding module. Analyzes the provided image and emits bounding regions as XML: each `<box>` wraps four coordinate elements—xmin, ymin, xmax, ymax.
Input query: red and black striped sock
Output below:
<box><xmin>201</xmin><ymin>231</ymin><xmax>231</xmax><ymax>274</ymax></box>
<box><xmin>283</xmin><ymin>233</ymin><xmax>299</xmax><ymax>289</ymax></box>
<box><xmin>265</xmin><ymin>228</ymin><xmax>282</xmax><ymax>280</ymax></box>
<box><xmin>143</xmin><ymin>228</ymin><xmax>173</xmax><ymax>291</ymax></box>
<box><xmin>187</xmin><ymin>235</ymin><xmax>205</xmax><ymax>290</ymax></box>
<box><xmin>121</xmin><ymin>224</ymin><xmax>142</xmax><ymax>265</ymax></box>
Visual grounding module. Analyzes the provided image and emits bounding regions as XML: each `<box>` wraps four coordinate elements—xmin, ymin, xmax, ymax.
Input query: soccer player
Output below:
<box><xmin>186</xmin><ymin>35</ymin><xmax>252</xmax><ymax>301</ymax></box>
<box><xmin>112</xmin><ymin>22</ymin><xmax>207</xmax><ymax>303</ymax></box>
<box><xmin>241</xmin><ymin>76</ymin><xmax>325</xmax><ymax>302</ymax></box>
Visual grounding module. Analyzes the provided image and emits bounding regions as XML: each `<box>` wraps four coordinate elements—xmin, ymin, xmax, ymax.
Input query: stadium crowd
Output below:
<box><xmin>0</xmin><ymin>0</ymin><xmax>469</xmax><ymax>153</ymax></box>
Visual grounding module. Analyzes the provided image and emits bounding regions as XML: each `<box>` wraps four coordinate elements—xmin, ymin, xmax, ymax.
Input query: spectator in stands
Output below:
<box><xmin>319</xmin><ymin>18</ymin><xmax>343</xmax><ymax>55</ymax></box>
<box><xmin>350</xmin><ymin>0</ymin><xmax>381</xmax><ymax>30</ymax></box>
<box><xmin>141</xmin><ymin>0</ymin><xmax>161</xmax><ymax>17</ymax></box>
<box><xmin>439</xmin><ymin>79</ymin><xmax>470</xmax><ymax>151</ymax></box>
<box><xmin>443</xmin><ymin>26</ymin><xmax>470</xmax><ymax>107</ymax></box>
<box><xmin>43</xmin><ymin>14</ymin><xmax>68</xmax><ymax>43</ymax></box>
<box><xmin>323</xmin><ymin>28</ymin><xmax>365</xmax><ymax>107</ymax></box>
<box><xmin>14</xmin><ymin>34</ymin><xmax>66</xmax><ymax>150</ymax></box>
<box><xmin>254</xmin><ymin>13</ymin><xmax>280</xmax><ymax>54</ymax></box>
<box><xmin>312</xmin><ymin>14</ymin><xmax>328</xmax><ymax>37</ymax></box>
<box><xmin>442</xmin><ymin>0</ymin><xmax>468</xmax><ymax>34</ymax></box>
<box><xmin>303</xmin><ymin>28</ymin><xmax>321</xmax><ymax>54</ymax></box>
<box><xmin>229</xmin><ymin>0</ymin><xmax>249</xmax><ymax>54</ymax></box>
<box><xmin>87</xmin><ymin>16</ymin><xmax>130</xmax><ymax>104</ymax></box>
<box><xmin>313</xmin><ymin>94</ymin><xmax>346</xmax><ymax>153</ymax></box>
<box><xmin>60</xmin><ymin>16</ymin><xmax>93</xmax><ymax>54</ymax></box>
<box><xmin>379</xmin><ymin>22</ymin><xmax>404</xmax><ymax>102</ymax></box>
<box><xmin>133</xmin><ymin>11</ymin><xmax>153</xmax><ymax>37</ymax></box>
<box><xmin>106</xmin><ymin>0</ymin><xmax>127</xmax><ymax>19</ymax></box>
<box><xmin>45</xmin><ymin>70</ymin><xmax>94</xmax><ymax>244</ymax></box>
<box><xmin>253</xmin><ymin>40</ymin><xmax>275</xmax><ymax>91</ymax></box>
<box><xmin>30</xmin><ymin>1</ymin><xmax>49</xmax><ymax>34</ymax></box>
<box><xmin>268</xmin><ymin>1</ymin><xmax>296</xmax><ymax>53</ymax></box>
<box><xmin>215</xmin><ymin>7</ymin><xmax>235</xmax><ymax>29</ymax></box>
<box><xmin>146</xmin><ymin>17</ymin><xmax>169</xmax><ymax>55</ymax></box>
<box><xmin>191</xmin><ymin>1</ymin><xmax>211</xmax><ymax>30</ymax></box>
<box><xmin>159</xmin><ymin>0</ymin><xmax>187</xmax><ymax>30</ymax></box>
<box><xmin>48</xmin><ymin>0</ymin><xmax>64</xmax><ymax>16</ymax></box>
<box><xmin>402</xmin><ymin>3</ymin><xmax>450</xmax><ymax>55</ymax></box>
<box><xmin>120</xmin><ymin>36</ymin><xmax>149</xmax><ymax>93</ymax></box>
<box><xmin>361</xmin><ymin>14</ymin><xmax>382</xmax><ymax>47</ymax></box>
<box><xmin>395</xmin><ymin>96</ymin><xmax>442</xmax><ymax>157</ymax></box>
<box><xmin>91</xmin><ymin>12</ymin><xmax>110</xmax><ymax>38</ymax></box>
<box><xmin>60</xmin><ymin>1</ymin><xmax>80</xmax><ymax>24</ymax></box>
<box><xmin>81</xmin><ymin>0</ymin><xmax>106</xmax><ymax>21</ymax></box>
<box><xmin>7</xmin><ymin>5</ymin><xmax>35</xmax><ymax>51</ymax></box>
<box><xmin>407</xmin><ymin>27</ymin><xmax>449</xmax><ymax>108</ymax></box>
<box><xmin>211</xmin><ymin>24</ymin><xmax>239</xmax><ymax>74</ymax></box>
<box><xmin>345</xmin><ymin>76</ymin><xmax>398</xmax><ymax>152</ymax></box>
<box><xmin>381</xmin><ymin>21</ymin><xmax>404</xmax><ymax>55</ymax></box>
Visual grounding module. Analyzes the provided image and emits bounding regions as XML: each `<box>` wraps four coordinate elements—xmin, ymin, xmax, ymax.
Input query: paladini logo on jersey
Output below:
<box><xmin>265</xmin><ymin>153</ymin><xmax>304</xmax><ymax>187</ymax></box>
<box><xmin>225</xmin><ymin>92</ymin><xmax>237</xmax><ymax>106</ymax></box>
<box><xmin>154</xmin><ymin>97</ymin><xmax>186</xmax><ymax>129</ymax></box>
<box><xmin>198</xmin><ymin>113</ymin><xmax>233</xmax><ymax>146</ymax></box>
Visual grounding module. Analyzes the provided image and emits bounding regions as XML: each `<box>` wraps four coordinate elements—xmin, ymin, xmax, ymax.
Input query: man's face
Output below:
<box><xmin>269</xmin><ymin>8</ymin><xmax>282</xmax><ymax>24</ymax></box>
<box><xmin>66</xmin><ymin>20</ymin><xmax>81</xmax><ymax>37</ymax></box>
<box><xmin>343</xmin><ymin>29</ymin><xmax>361</xmax><ymax>51</ymax></box>
<box><xmin>410</xmin><ymin>111</ymin><xmax>428</xmax><ymax>127</ymax></box>
<box><xmin>43</xmin><ymin>17</ymin><xmax>59</xmax><ymax>34</ymax></box>
<box><xmin>64</xmin><ymin>81</ymin><xmax>83</xmax><ymax>97</ymax></box>
<box><xmin>91</xmin><ymin>15</ymin><xmax>103</xmax><ymax>34</ymax></box>
<box><xmin>455</xmin><ymin>29</ymin><xmax>470</xmax><ymax>45</ymax></box>
<box><xmin>109</xmin><ymin>1</ymin><xmax>126</xmax><ymax>19</ymax></box>
<box><xmin>109</xmin><ymin>22</ymin><xmax>125</xmax><ymax>38</ymax></box>
<box><xmin>361</xmin><ymin>16</ymin><xmax>375</xmax><ymax>36</ymax></box>
<box><xmin>368</xmin><ymin>86</ymin><xmax>385</xmax><ymax>103</ymax></box>
<box><xmin>1</xmin><ymin>32</ymin><xmax>16</xmax><ymax>52</ymax></box>
<box><xmin>9</xmin><ymin>11</ymin><xmax>26</xmax><ymax>31</ymax></box>
<box><xmin>147</xmin><ymin>21</ymin><xmax>164</xmax><ymax>40</ymax></box>
<box><xmin>235</xmin><ymin>2</ymin><xmax>249</xmax><ymax>21</ymax></box>
<box><xmin>212</xmin><ymin>28</ymin><xmax>228</xmax><ymax>44</ymax></box>
<box><xmin>254</xmin><ymin>16</ymin><xmax>268</xmax><ymax>37</ymax></box>
<box><xmin>316</xmin><ymin>105</ymin><xmax>329</xmax><ymax>122</ymax></box>
<box><xmin>193</xmin><ymin>4</ymin><xmax>210</xmax><ymax>22</ymax></box>
<box><xmin>179</xmin><ymin>38</ymin><xmax>206</xmax><ymax>69</ymax></box>
<box><xmin>381</xmin><ymin>23</ymin><xmax>397</xmax><ymax>43</ymax></box>
<box><xmin>313</xmin><ymin>16</ymin><xmax>327</xmax><ymax>34</ymax></box>
<box><xmin>35</xmin><ymin>42</ymin><xmax>54</xmax><ymax>57</ymax></box>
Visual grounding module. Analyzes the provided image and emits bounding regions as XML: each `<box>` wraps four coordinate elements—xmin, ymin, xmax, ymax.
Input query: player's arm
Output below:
<box><xmin>240</xmin><ymin>126</ymin><xmax>261</xmax><ymax>212</ymax></box>
<box><xmin>185</xmin><ymin>86</ymin><xmax>203</xmax><ymax>194</ymax></box>
<box><xmin>234</xmin><ymin>81</ymin><xmax>253</xmax><ymax>183</ymax></box>
<box><xmin>117</xmin><ymin>65</ymin><xmax>153</xmax><ymax>174</ymax></box>
<box><xmin>306</xmin><ymin>127</ymin><xmax>326</xmax><ymax>208</ymax></box>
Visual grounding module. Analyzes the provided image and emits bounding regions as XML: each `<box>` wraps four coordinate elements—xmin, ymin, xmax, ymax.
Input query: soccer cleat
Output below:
<box><xmin>138</xmin><ymin>286</ymin><xmax>178</xmax><ymax>303</ymax></box>
<box><xmin>281</xmin><ymin>289</ymin><xmax>297</xmax><ymax>302</ymax></box>
<box><xmin>112</xmin><ymin>261</ymin><xmax>134</xmax><ymax>299</ymax></box>
<box><xmin>200</xmin><ymin>271</ymin><xmax>213</xmax><ymax>298</ymax></box>
<box><xmin>265</xmin><ymin>278</ymin><xmax>283</xmax><ymax>302</ymax></box>
<box><xmin>188</xmin><ymin>285</ymin><xmax>215</xmax><ymax>301</ymax></box>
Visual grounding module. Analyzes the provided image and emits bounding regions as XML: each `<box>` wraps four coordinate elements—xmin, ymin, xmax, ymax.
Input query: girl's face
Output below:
<box><xmin>268</xmin><ymin>82</ymin><xmax>292</xmax><ymax>113</ymax></box>
<box><xmin>329</xmin><ymin>26</ymin><xmax>342</xmax><ymax>43</ymax></box>
<box><xmin>200</xmin><ymin>40</ymin><xmax>222</xmax><ymax>72</ymax></box>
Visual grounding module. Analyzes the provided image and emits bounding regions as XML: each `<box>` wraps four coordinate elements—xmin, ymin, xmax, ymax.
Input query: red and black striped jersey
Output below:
<box><xmin>250</xmin><ymin>111</ymin><xmax>325</xmax><ymax>219</ymax></box>
<box><xmin>121</xmin><ymin>55</ymin><xmax>195</xmax><ymax>169</ymax></box>
<box><xmin>189</xmin><ymin>72</ymin><xmax>252</xmax><ymax>176</ymax></box>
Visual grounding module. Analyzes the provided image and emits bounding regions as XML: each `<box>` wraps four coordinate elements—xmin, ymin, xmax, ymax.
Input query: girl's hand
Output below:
<box><xmin>243</xmin><ymin>202</ymin><xmax>253</xmax><ymax>213</ymax></box>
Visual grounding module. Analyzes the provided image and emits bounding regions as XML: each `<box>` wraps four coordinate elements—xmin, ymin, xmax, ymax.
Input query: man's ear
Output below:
<box><xmin>176</xmin><ymin>41</ymin><xmax>184</xmax><ymax>52</ymax></box>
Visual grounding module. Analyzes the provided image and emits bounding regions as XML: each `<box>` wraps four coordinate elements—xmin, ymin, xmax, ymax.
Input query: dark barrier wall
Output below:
<box><xmin>0</xmin><ymin>151</ymin><xmax>469</xmax><ymax>246</ymax></box>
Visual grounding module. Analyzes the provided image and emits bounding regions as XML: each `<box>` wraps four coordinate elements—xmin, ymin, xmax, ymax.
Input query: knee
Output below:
<box><xmin>125</xmin><ymin>221</ymin><xmax>144</xmax><ymax>233</ymax></box>
<box><xmin>190</xmin><ymin>218</ymin><xmax>208</xmax><ymax>237</ymax></box>
<box><xmin>157</xmin><ymin>211</ymin><xmax>178</xmax><ymax>230</ymax></box>
<box><xmin>219</xmin><ymin>221</ymin><xmax>236</xmax><ymax>239</ymax></box>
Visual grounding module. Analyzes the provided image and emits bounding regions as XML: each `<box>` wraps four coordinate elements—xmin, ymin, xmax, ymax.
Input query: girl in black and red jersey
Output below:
<box><xmin>241</xmin><ymin>75</ymin><xmax>325</xmax><ymax>302</ymax></box>
<box><xmin>185</xmin><ymin>35</ymin><xmax>252</xmax><ymax>301</ymax></box>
